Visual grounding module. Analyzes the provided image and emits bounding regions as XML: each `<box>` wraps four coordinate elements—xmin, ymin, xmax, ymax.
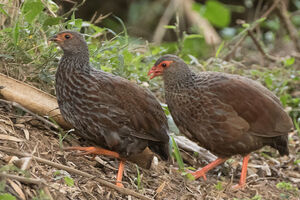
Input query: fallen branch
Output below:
<box><xmin>0</xmin><ymin>73</ymin><xmax>70</xmax><ymax>129</ymax></box>
<box><xmin>0</xmin><ymin>173</ymin><xmax>45</xmax><ymax>185</ymax></box>
<box><xmin>0</xmin><ymin>99</ymin><xmax>59</xmax><ymax>130</ymax></box>
<box><xmin>0</xmin><ymin>146</ymin><xmax>152</xmax><ymax>200</ymax></box>
<box><xmin>174</xmin><ymin>135</ymin><xmax>217</xmax><ymax>163</ymax></box>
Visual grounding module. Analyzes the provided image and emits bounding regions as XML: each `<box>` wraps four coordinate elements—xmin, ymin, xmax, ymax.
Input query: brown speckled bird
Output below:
<box><xmin>149</xmin><ymin>54</ymin><xmax>293</xmax><ymax>188</ymax></box>
<box><xmin>51</xmin><ymin>31</ymin><xmax>170</xmax><ymax>187</ymax></box>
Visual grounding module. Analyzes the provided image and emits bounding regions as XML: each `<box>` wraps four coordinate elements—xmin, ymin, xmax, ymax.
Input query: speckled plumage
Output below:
<box><xmin>154</xmin><ymin>55</ymin><xmax>292</xmax><ymax>158</ymax></box>
<box><xmin>54</xmin><ymin>31</ymin><xmax>170</xmax><ymax>159</ymax></box>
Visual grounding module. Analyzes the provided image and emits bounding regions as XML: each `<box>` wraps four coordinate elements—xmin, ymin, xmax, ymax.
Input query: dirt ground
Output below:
<box><xmin>0</xmin><ymin>96</ymin><xmax>299</xmax><ymax>200</ymax></box>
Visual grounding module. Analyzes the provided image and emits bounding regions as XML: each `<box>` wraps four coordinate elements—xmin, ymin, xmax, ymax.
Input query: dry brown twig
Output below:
<box><xmin>0</xmin><ymin>99</ymin><xmax>59</xmax><ymax>130</ymax></box>
<box><xmin>276</xmin><ymin>0</ymin><xmax>300</xmax><ymax>52</ymax></box>
<box><xmin>0</xmin><ymin>146</ymin><xmax>153</xmax><ymax>200</ymax></box>
<box><xmin>0</xmin><ymin>173</ymin><xmax>46</xmax><ymax>185</ymax></box>
<box><xmin>223</xmin><ymin>0</ymin><xmax>281</xmax><ymax>61</ymax></box>
<box><xmin>247</xmin><ymin>30</ymin><xmax>280</xmax><ymax>62</ymax></box>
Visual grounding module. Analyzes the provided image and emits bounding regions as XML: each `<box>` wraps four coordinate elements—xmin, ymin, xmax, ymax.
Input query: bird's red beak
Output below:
<box><xmin>49</xmin><ymin>35</ymin><xmax>63</xmax><ymax>42</ymax></box>
<box><xmin>148</xmin><ymin>65</ymin><xmax>163</xmax><ymax>80</ymax></box>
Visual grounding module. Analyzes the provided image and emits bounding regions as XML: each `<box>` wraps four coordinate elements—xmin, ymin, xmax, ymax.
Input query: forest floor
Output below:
<box><xmin>0</xmin><ymin>80</ymin><xmax>299</xmax><ymax>200</ymax></box>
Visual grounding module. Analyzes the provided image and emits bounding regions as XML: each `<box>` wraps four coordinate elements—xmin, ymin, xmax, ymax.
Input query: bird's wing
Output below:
<box><xmin>85</xmin><ymin>70</ymin><xmax>169</xmax><ymax>143</ymax></box>
<box><xmin>111</xmin><ymin>75</ymin><xmax>169</xmax><ymax>143</ymax></box>
<box><xmin>207</xmin><ymin>73</ymin><xmax>293</xmax><ymax>137</ymax></box>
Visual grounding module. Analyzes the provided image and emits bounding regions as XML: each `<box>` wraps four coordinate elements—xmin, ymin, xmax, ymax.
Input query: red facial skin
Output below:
<box><xmin>148</xmin><ymin>61</ymin><xmax>173</xmax><ymax>79</ymax></box>
<box><xmin>50</xmin><ymin>33</ymin><xmax>73</xmax><ymax>44</ymax></box>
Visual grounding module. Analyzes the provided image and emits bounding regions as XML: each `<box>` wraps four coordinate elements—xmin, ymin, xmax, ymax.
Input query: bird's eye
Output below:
<box><xmin>65</xmin><ymin>34</ymin><xmax>71</xmax><ymax>39</ymax></box>
<box><xmin>162</xmin><ymin>63</ymin><xmax>167</xmax><ymax>67</ymax></box>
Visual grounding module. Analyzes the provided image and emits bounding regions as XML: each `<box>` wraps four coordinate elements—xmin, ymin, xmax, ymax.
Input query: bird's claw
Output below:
<box><xmin>191</xmin><ymin>171</ymin><xmax>207</xmax><ymax>181</ymax></box>
<box><xmin>116</xmin><ymin>181</ymin><xmax>124</xmax><ymax>188</ymax></box>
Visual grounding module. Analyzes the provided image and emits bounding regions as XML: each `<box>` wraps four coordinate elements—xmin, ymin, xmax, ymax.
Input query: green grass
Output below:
<box><xmin>135</xmin><ymin>165</ymin><xmax>143</xmax><ymax>191</ymax></box>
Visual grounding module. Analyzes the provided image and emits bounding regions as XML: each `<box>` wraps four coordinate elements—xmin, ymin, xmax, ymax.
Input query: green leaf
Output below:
<box><xmin>283</xmin><ymin>57</ymin><xmax>295</xmax><ymax>67</ymax></box>
<box><xmin>242</xmin><ymin>23</ymin><xmax>250</xmax><ymax>28</ymax></box>
<box><xmin>264</xmin><ymin>75</ymin><xmax>273</xmax><ymax>89</ymax></box>
<box><xmin>164</xmin><ymin>25</ymin><xmax>176</xmax><ymax>29</ymax></box>
<box><xmin>276</xmin><ymin>182</ymin><xmax>294</xmax><ymax>191</ymax></box>
<box><xmin>203</xmin><ymin>0</ymin><xmax>231</xmax><ymax>28</ymax></box>
<box><xmin>64</xmin><ymin>176</ymin><xmax>74</xmax><ymax>187</ymax></box>
<box><xmin>22</xmin><ymin>0</ymin><xmax>44</xmax><ymax>24</ymax></box>
<box><xmin>171</xmin><ymin>136</ymin><xmax>184</xmax><ymax>171</ymax></box>
<box><xmin>13</xmin><ymin>21</ymin><xmax>19</xmax><ymax>45</ymax></box>
<box><xmin>293</xmin><ymin>117</ymin><xmax>300</xmax><ymax>137</ymax></box>
<box><xmin>184</xmin><ymin>34</ymin><xmax>203</xmax><ymax>39</ymax></box>
<box><xmin>215</xmin><ymin>181</ymin><xmax>223</xmax><ymax>191</ymax></box>
<box><xmin>0</xmin><ymin>193</ymin><xmax>16</xmax><ymax>200</ymax></box>
<box><xmin>135</xmin><ymin>165</ymin><xmax>142</xmax><ymax>190</ymax></box>
<box><xmin>43</xmin><ymin>17</ymin><xmax>62</xmax><ymax>27</ymax></box>
<box><xmin>215</xmin><ymin>41</ymin><xmax>224</xmax><ymax>58</ymax></box>
<box><xmin>0</xmin><ymin>4</ymin><xmax>9</xmax><ymax>17</ymax></box>
<box><xmin>185</xmin><ymin>173</ymin><xmax>195</xmax><ymax>181</ymax></box>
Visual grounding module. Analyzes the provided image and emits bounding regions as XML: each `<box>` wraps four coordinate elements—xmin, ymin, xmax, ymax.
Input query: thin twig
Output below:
<box><xmin>276</xmin><ymin>1</ymin><xmax>300</xmax><ymax>52</ymax></box>
<box><xmin>223</xmin><ymin>0</ymin><xmax>281</xmax><ymax>60</ymax></box>
<box><xmin>0</xmin><ymin>173</ymin><xmax>45</xmax><ymax>185</ymax></box>
<box><xmin>247</xmin><ymin>30</ymin><xmax>280</xmax><ymax>62</ymax></box>
<box><xmin>261</xmin><ymin>0</ymin><xmax>280</xmax><ymax>19</ymax></box>
<box><xmin>0</xmin><ymin>99</ymin><xmax>59</xmax><ymax>130</ymax></box>
<box><xmin>0</xmin><ymin>146</ymin><xmax>153</xmax><ymax>200</ymax></box>
<box><xmin>223</xmin><ymin>35</ymin><xmax>247</xmax><ymax>61</ymax></box>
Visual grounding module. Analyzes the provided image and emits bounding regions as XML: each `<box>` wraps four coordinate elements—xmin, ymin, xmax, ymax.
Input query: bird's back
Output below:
<box><xmin>165</xmin><ymin>71</ymin><xmax>292</xmax><ymax>157</ymax></box>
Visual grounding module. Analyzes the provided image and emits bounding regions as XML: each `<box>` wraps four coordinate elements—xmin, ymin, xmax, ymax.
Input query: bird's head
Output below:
<box><xmin>148</xmin><ymin>54</ymin><xmax>187</xmax><ymax>79</ymax></box>
<box><xmin>50</xmin><ymin>31</ymin><xmax>88</xmax><ymax>55</ymax></box>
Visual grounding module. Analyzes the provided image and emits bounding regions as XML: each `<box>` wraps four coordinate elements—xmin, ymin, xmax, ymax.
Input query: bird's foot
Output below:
<box><xmin>116</xmin><ymin>181</ymin><xmax>124</xmax><ymax>188</ymax></box>
<box><xmin>191</xmin><ymin>170</ymin><xmax>207</xmax><ymax>181</ymax></box>
<box><xmin>64</xmin><ymin>146</ymin><xmax>120</xmax><ymax>159</ymax></box>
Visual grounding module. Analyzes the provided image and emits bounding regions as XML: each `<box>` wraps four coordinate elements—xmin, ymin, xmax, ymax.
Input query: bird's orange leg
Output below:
<box><xmin>192</xmin><ymin>158</ymin><xmax>227</xmax><ymax>180</ymax></box>
<box><xmin>116</xmin><ymin>159</ymin><xmax>125</xmax><ymax>187</ymax></box>
<box><xmin>232</xmin><ymin>154</ymin><xmax>250</xmax><ymax>189</ymax></box>
<box><xmin>64</xmin><ymin>146</ymin><xmax>125</xmax><ymax>187</ymax></box>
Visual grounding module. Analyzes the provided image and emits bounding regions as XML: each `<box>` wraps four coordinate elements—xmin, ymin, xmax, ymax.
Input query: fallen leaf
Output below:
<box><xmin>156</xmin><ymin>181</ymin><xmax>166</xmax><ymax>194</ymax></box>
<box><xmin>23</xmin><ymin>129</ymin><xmax>30</xmax><ymax>140</ymax></box>
<box><xmin>7</xmin><ymin>179</ymin><xmax>26</xmax><ymax>200</ymax></box>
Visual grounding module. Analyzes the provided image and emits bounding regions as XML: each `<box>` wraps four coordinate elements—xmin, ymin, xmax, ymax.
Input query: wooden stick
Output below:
<box><xmin>0</xmin><ymin>146</ymin><xmax>152</xmax><ymax>200</ymax></box>
<box><xmin>0</xmin><ymin>173</ymin><xmax>45</xmax><ymax>185</ymax></box>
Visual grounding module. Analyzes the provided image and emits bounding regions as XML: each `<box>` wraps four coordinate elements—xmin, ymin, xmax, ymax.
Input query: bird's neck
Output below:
<box><xmin>58</xmin><ymin>51</ymin><xmax>91</xmax><ymax>73</ymax></box>
<box><xmin>163</xmin><ymin>67</ymin><xmax>194</xmax><ymax>91</ymax></box>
